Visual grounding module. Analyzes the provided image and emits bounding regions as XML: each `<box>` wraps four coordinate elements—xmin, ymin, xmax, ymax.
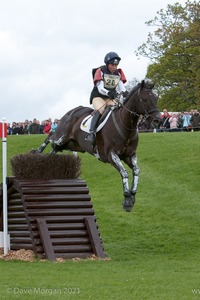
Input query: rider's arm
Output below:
<box><xmin>96</xmin><ymin>80</ymin><xmax>110</xmax><ymax>96</ymax></box>
<box><xmin>117</xmin><ymin>80</ymin><xmax>126</xmax><ymax>93</ymax></box>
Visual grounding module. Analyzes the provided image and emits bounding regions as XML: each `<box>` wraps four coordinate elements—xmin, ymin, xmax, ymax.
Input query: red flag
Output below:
<box><xmin>0</xmin><ymin>122</ymin><xmax>7</xmax><ymax>138</ymax></box>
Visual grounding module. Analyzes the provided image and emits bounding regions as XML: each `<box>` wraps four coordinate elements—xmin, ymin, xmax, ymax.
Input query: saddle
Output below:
<box><xmin>80</xmin><ymin>105</ymin><xmax>117</xmax><ymax>133</ymax></box>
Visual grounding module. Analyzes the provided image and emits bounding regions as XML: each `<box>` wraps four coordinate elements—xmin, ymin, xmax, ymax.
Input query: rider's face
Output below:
<box><xmin>107</xmin><ymin>63</ymin><xmax>118</xmax><ymax>74</ymax></box>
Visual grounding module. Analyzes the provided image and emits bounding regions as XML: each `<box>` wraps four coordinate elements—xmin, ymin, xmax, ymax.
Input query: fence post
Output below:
<box><xmin>1</xmin><ymin>118</ymin><xmax>8</xmax><ymax>254</ymax></box>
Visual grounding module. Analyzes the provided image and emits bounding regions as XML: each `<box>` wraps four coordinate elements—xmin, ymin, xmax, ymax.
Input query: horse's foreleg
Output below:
<box><xmin>130</xmin><ymin>154</ymin><xmax>140</xmax><ymax>195</ymax></box>
<box><xmin>111</xmin><ymin>151</ymin><xmax>130</xmax><ymax>197</ymax></box>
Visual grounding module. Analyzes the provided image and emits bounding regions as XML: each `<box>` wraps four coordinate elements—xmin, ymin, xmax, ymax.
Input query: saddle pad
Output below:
<box><xmin>80</xmin><ymin>111</ymin><xmax>112</xmax><ymax>133</ymax></box>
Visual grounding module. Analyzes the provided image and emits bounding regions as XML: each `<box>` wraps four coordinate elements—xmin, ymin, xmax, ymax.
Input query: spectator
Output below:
<box><xmin>190</xmin><ymin>109</ymin><xmax>200</xmax><ymax>131</ymax></box>
<box><xmin>7</xmin><ymin>123</ymin><xmax>12</xmax><ymax>135</ymax></box>
<box><xmin>169</xmin><ymin>114</ymin><xmax>178</xmax><ymax>131</ymax></box>
<box><xmin>17</xmin><ymin>122</ymin><xmax>23</xmax><ymax>134</ymax></box>
<box><xmin>29</xmin><ymin>118</ymin><xmax>40</xmax><ymax>134</ymax></box>
<box><xmin>12</xmin><ymin>122</ymin><xmax>18</xmax><ymax>135</ymax></box>
<box><xmin>22</xmin><ymin>120</ymin><xmax>29</xmax><ymax>134</ymax></box>
<box><xmin>177</xmin><ymin>112</ymin><xmax>184</xmax><ymax>131</ymax></box>
<box><xmin>182</xmin><ymin>112</ymin><xmax>192</xmax><ymax>131</ymax></box>
<box><xmin>39</xmin><ymin>120</ymin><xmax>45</xmax><ymax>134</ymax></box>
<box><xmin>27</xmin><ymin>121</ymin><xmax>32</xmax><ymax>134</ymax></box>
<box><xmin>50</xmin><ymin>119</ymin><xmax>59</xmax><ymax>133</ymax></box>
<box><xmin>160</xmin><ymin>109</ymin><xmax>171</xmax><ymax>131</ymax></box>
<box><xmin>43</xmin><ymin>120</ymin><xmax>51</xmax><ymax>134</ymax></box>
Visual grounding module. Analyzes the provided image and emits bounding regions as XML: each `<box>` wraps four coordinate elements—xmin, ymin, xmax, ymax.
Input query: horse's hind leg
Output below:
<box><xmin>37</xmin><ymin>140</ymin><xmax>49</xmax><ymax>153</ymax></box>
<box><xmin>31</xmin><ymin>135</ymin><xmax>51</xmax><ymax>153</ymax></box>
<box><xmin>130</xmin><ymin>154</ymin><xmax>140</xmax><ymax>196</ymax></box>
<box><xmin>50</xmin><ymin>144</ymin><xmax>60</xmax><ymax>154</ymax></box>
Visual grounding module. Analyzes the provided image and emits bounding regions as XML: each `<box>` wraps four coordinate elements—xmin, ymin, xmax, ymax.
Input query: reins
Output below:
<box><xmin>114</xmin><ymin>89</ymin><xmax>146</xmax><ymax>132</ymax></box>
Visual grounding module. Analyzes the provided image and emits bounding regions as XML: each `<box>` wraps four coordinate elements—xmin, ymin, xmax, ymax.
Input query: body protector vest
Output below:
<box><xmin>89</xmin><ymin>65</ymin><xmax>126</xmax><ymax>104</ymax></box>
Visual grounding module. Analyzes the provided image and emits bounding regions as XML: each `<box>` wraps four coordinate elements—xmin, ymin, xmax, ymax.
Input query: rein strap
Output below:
<box><xmin>112</xmin><ymin>113</ymin><xmax>126</xmax><ymax>140</ymax></box>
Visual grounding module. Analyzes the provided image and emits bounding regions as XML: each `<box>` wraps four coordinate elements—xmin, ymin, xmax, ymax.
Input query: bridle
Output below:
<box><xmin>122</xmin><ymin>88</ymin><xmax>159</xmax><ymax>116</ymax></box>
<box><xmin>113</xmin><ymin>87</ymin><xmax>159</xmax><ymax>134</ymax></box>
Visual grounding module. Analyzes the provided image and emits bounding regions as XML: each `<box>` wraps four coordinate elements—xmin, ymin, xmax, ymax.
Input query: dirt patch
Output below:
<box><xmin>0</xmin><ymin>248</ymin><xmax>110</xmax><ymax>262</ymax></box>
<box><xmin>0</xmin><ymin>248</ymin><xmax>36</xmax><ymax>261</ymax></box>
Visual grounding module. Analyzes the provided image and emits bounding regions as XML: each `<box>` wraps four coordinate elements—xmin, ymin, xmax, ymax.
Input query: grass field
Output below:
<box><xmin>0</xmin><ymin>132</ymin><xmax>199</xmax><ymax>299</ymax></box>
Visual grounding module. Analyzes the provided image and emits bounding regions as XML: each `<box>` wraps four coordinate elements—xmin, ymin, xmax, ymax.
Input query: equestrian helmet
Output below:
<box><xmin>104</xmin><ymin>52</ymin><xmax>121</xmax><ymax>65</ymax></box>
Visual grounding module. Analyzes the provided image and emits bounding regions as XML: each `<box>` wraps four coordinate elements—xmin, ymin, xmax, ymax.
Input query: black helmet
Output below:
<box><xmin>104</xmin><ymin>52</ymin><xmax>121</xmax><ymax>65</ymax></box>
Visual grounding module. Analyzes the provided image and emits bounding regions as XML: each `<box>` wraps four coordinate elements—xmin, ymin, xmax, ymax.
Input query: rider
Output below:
<box><xmin>85</xmin><ymin>51</ymin><xmax>129</xmax><ymax>143</ymax></box>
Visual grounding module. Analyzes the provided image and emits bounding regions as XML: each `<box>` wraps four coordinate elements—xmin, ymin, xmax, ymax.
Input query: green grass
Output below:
<box><xmin>0</xmin><ymin>132</ymin><xmax>200</xmax><ymax>299</ymax></box>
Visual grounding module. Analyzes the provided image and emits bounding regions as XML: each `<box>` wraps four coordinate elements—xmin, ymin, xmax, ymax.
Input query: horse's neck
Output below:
<box><xmin>124</xmin><ymin>97</ymin><xmax>139</xmax><ymax>122</ymax></box>
<box><xmin>118</xmin><ymin>104</ymin><xmax>139</xmax><ymax>129</ymax></box>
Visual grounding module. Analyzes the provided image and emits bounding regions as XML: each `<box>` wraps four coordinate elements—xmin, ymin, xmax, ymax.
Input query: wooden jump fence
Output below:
<box><xmin>0</xmin><ymin>154</ymin><xmax>106</xmax><ymax>260</ymax></box>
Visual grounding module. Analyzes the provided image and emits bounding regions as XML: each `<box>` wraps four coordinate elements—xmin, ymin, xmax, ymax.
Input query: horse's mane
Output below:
<box><xmin>128</xmin><ymin>82</ymin><xmax>141</xmax><ymax>98</ymax></box>
<box><xmin>123</xmin><ymin>82</ymin><xmax>141</xmax><ymax>104</ymax></box>
<box><xmin>123</xmin><ymin>79</ymin><xmax>155</xmax><ymax>104</ymax></box>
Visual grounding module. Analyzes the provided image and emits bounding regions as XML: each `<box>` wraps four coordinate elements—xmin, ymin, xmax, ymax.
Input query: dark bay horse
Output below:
<box><xmin>34</xmin><ymin>79</ymin><xmax>161</xmax><ymax>211</ymax></box>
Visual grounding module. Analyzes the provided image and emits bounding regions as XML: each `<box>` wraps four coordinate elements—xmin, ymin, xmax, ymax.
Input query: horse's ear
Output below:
<box><xmin>141</xmin><ymin>80</ymin><xmax>145</xmax><ymax>89</ymax></box>
<box><xmin>141</xmin><ymin>79</ymin><xmax>155</xmax><ymax>89</ymax></box>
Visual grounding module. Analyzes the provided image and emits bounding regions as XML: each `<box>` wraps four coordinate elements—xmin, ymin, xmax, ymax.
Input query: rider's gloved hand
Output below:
<box><xmin>122</xmin><ymin>90</ymin><xmax>129</xmax><ymax>98</ymax></box>
<box><xmin>108</xmin><ymin>90</ymin><xmax>117</xmax><ymax>99</ymax></box>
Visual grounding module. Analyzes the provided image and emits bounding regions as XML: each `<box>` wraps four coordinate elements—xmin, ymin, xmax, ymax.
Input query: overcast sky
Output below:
<box><xmin>0</xmin><ymin>0</ymin><xmax>186</xmax><ymax>123</ymax></box>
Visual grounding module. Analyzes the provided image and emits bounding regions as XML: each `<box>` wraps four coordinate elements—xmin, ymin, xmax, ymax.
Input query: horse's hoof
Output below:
<box><xmin>31</xmin><ymin>148</ymin><xmax>43</xmax><ymax>154</ymax></box>
<box><xmin>124</xmin><ymin>190</ymin><xmax>132</xmax><ymax>197</ymax></box>
<box><xmin>122</xmin><ymin>196</ymin><xmax>135</xmax><ymax>212</ymax></box>
<box><xmin>30</xmin><ymin>149</ymin><xmax>39</xmax><ymax>154</ymax></box>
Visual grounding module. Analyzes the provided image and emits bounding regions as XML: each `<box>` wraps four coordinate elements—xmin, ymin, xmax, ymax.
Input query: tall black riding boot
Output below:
<box><xmin>85</xmin><ymin>111</ymin><xmax>101</xmax><ymax>143</ymax></box>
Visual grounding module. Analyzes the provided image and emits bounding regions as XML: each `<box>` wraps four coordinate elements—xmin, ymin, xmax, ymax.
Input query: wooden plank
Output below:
<box><xmin>55</xmin><ymin>252</ymin><xmax>94</xmax><ymax>259</ymax></box>
<box><xmin>53</xmin><ymin>244</ymin><xmax>92</xmax><ymax>253</ymax></box>
<box><xmin>36</xmin><ymin>218</ymin><xmax>56</xmax><ymax>261</ymax></box>
<box><xmin>23</xmin><ymin>194</ymin><xmax>91</xmax><ymax>201</ymax></box>
<box><xmin>47</xmin><ymin>229</ymin><xmax>88</xmax><ymax>237</ymax></box>
<box><xmin>26</xmin><ymin>208</ymin><xmax>94</xmax><ymax>216</ymax></box>
<box><xmin>8</xmin><ymin>211</ymin><xmax>27</xmax><ymax>218</ymax></box>
<box><xmin>16</xmin><ymin>179</ymin><xmax>87</xmax><ymax>186</ymax></box>
<box><xmin>25</xmin><ymin>201</ymin><xmax>93</xmax><ymax>209</ymax></box>
<box><xmin>46</xmin><ymin>223</ymin><xmax>86</xmax><ymax>230</ymax></box>
<box><xmin>10</xmin><ymin>237</ymin><xmax>32</xmax><ymax>243</ymax></box>
<box><xmin>8</xmin><ymin>205</ymin><xmax>24</xmax><ymax>211</ymax></box>
<box><xmin>21</xmin><ymin>187</ymin><xmax>89</xmax><ymax>194</ymax></box>
<box><xmin>85</xmin><ymin>217</ymin><xmax>106</xmax><ymax>258</ymax></box>
<box><xmin>8</xmin><ymin>231</ymin><xmax>31</xmax><ymax>237</ymax></box>
<box><xmin>30</xmin><ymin>216</ymin><xmax>89</xmax><ymax>223</ymax></box>
<box><xmin>51</xmin><ymin>237</ymin><xmax>90</xmax><ymax>245</ymax></box>
<box><xmin>8</xmin><ymin>224</ymin><xmax>29</xmax><ymax>230</ymax></box>
<box><xmin>10</xmin><ymin>244</ymin><xmax>33</xmax><ymax>250</ymax></box>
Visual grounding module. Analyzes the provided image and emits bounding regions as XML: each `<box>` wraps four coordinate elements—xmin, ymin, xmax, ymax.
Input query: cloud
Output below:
<box><xmin>0</xmin><ymin>0</ymin><xmax>186</xmax><ymax>123</ymax></box>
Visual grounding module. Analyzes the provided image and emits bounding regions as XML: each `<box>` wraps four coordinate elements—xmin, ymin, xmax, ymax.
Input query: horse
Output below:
<box><xmin>33</xmin><ymin>79</ymin><xmax>161</xmax><ymax>212</ymax></box>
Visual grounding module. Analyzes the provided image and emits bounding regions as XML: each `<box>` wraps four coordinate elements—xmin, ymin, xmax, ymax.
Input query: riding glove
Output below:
<box><xmin>122</xmin><ymin>90</ymin><xmax>129</xmax><ymax>98</ymax></box>
<box><xmin>108</xmin><ymin>90</ymin><xmax>117</xmax><ymax>99</ymax></box>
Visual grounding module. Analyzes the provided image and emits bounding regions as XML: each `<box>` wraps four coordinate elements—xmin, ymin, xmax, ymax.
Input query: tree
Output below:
<box><xmin>135</xmin><ymin>1</ymin><xmax>200</xmax><ymax>111</ymax></box>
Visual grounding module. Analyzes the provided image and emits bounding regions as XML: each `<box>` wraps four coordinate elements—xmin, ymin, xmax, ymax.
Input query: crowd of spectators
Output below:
<box><xmin>6</xmin><ymin>109</ymin><xmax>200</xmax><ymax>136</ymax></box>
<box><xmin>7</xmin><ymin>118</ymin><xmax>60</xmax><ymax>135</ymax></box>
<box><xmin>138</xmin><ymin>109</ymin><xmax>200</xmax><ymax>132</ymax></box>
